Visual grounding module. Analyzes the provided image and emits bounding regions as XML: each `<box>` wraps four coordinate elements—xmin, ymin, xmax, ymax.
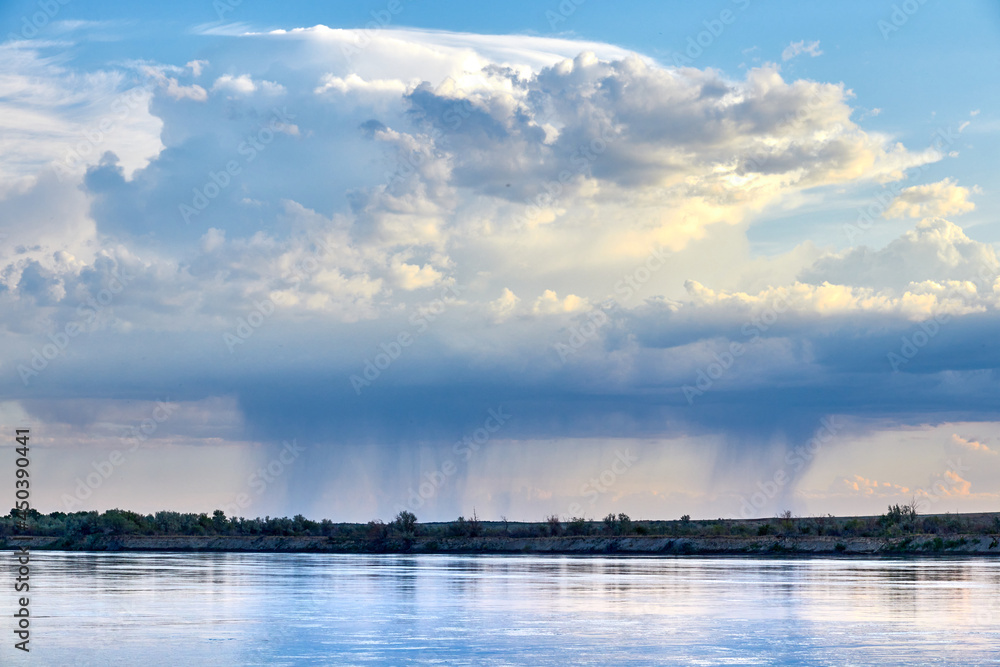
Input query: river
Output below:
<box><xmin>5</xmin><ymin>552</ymin><xmax>999</xmax><ymax>665</ymax></box>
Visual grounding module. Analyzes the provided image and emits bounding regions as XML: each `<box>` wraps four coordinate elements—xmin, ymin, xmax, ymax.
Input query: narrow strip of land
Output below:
<box><xmin>4</xmin><ymin>533</ymin><xmax>998</xmax><ymax>555</ymax></box>
<box><xmin>3</xmin><ymin>508</ymin><xmax>998</xmax><ymax>555</ymax></box>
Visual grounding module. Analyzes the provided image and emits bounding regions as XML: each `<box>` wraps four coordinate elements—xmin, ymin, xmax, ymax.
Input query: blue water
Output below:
<box><xmin>3</xmin><ymin>553</ymin><xmax>999</xmax><ymax>665</ymax></box>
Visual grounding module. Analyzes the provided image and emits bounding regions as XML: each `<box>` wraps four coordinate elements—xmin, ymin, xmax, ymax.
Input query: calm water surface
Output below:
<box><xmin>4</xmin><ymin>552</ymin><xmax>999</xmax><ymax>665</ymax></box>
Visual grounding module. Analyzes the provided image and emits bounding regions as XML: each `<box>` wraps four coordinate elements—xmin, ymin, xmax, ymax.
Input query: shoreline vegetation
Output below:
<box><xmin>4</xmin><ymin>506</ymin><xmax>1000</xmax><ymax>556</ymax></box>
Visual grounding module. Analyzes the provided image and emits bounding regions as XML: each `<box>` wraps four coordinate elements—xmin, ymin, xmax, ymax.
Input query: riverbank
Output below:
<box><xmin>5</xmin><ymin>533</ymin><xmax>999</xmax><ymax>555</ymax></box>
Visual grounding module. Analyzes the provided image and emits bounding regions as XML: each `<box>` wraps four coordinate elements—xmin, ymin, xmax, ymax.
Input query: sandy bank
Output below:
<box><xmin>5</xmin><ymin>533</ymin><xmax>999</xmax><ymax>555</ymax></box>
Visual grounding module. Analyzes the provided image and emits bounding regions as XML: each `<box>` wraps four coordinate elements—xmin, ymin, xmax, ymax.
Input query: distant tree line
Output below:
<box><xmin>2</xmin><ymin>506</ymin><xmax>998</xmax><ymax>541</ymax></box>
<box><xmin>0</xmin><ymin>509</ymin><xmax>347</xmax><ymax>539</ymax></box>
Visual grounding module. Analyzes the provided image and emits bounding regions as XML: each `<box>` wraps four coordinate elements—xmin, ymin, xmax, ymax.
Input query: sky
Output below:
<box><xmin>2</xmin><ymin>0</ymin><xmax>999</xmax><ymax>522</ymax></box>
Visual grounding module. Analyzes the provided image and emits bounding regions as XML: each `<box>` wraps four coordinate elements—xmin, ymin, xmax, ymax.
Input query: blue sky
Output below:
<box><xmin>2</xmin><ymin>0</ymin><xmax>999</xmax><ymax>522</ymax></box>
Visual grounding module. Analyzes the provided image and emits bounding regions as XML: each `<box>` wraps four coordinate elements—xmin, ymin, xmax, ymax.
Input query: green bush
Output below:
<box><xmin>602</xmin><ymin>512</ymin><xmax>633</xmax><ymax>535</ymax></box>
<box><xmin>842</xmin><ymin>519</ymin><xmax>863</xmax><ymax>535</ymax></box>
<box><xmin>393</xmin><ymin>511</ymin><xmax>417</xmax><ymax>535</ymax></box>
<box><xmin>567</xmin><ymin>517</ymin><xmax>589</xmax><ymax>536</ymax></box>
